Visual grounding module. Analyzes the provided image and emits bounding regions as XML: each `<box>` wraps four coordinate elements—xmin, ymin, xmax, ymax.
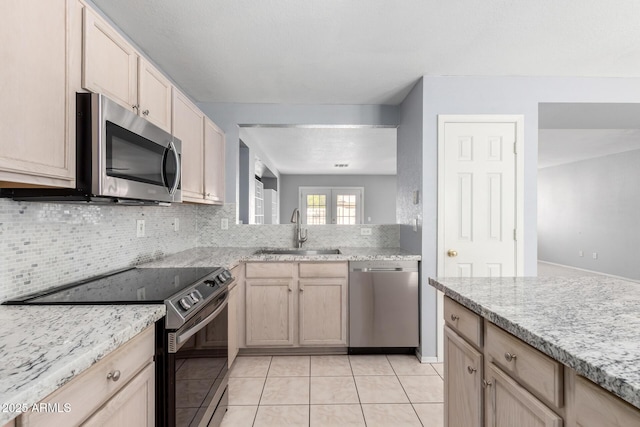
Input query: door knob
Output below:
<box><xmin>447</xmin><ymin>249</ymin><xmax>458</xmax><ymax>257</ymax></box>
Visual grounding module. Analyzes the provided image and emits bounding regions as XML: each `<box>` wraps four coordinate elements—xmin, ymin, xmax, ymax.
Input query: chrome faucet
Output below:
<box><xmin>290</xmin><ymin>208</ymin><xmax>308</xmax><ymax>248</ymax></box>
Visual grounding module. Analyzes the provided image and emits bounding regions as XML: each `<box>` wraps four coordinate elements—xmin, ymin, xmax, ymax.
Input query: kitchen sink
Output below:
<box><xmin>256</xmin><ymin>249</ymin><xmax>342</xmax><ymax>255</ymax></box>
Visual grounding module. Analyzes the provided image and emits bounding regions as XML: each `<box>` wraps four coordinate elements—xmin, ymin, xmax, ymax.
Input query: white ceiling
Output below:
<box><xmin>538</xmin><ymin>103</ymin><xmax>640</xmax><ymax>168</ymax></box>
<box><xmin>91</xmin><ymin>0</ymin><xmax>640</xmax><ymax>105</ymax></box>
<box><xmin>239</xmin><ymin>127</ymin><xmax>397</xmax><ymax>175</ymax></box>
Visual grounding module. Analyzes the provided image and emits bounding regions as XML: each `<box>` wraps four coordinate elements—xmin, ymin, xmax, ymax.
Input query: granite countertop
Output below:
<box><xmin>0</xmin><ymin>305</ymin><xmax>165</xmax><ymax>424</ymax></box>
<box><xmin>429</xmin><ymin>276</ymin><xmax>640</xmax><ymax>410</ymax></box>
<box><xmin>140</xmin><ymin>246</ymin><xmax>421</xmax><ymax>269</ymax></box>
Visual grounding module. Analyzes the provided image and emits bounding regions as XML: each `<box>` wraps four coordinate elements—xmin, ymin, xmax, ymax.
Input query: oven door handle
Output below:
<box><xmin>176</xmin><ymin>292</ymin><xmax>229</xmax><ymax>346</ymax></box>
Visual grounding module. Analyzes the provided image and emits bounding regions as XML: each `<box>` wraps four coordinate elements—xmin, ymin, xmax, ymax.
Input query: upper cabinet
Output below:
<box><xmin>1</xmin><ymin>0</ymin><xmax>224</xmax><ymax>199</ymax></box>
<box><xmin>83</xmin><ymin>7</ymin><xmax>172</xmax><ymax>132</ymax></box>
<box><xmin>204</xmin><ymin>118</ymin><xmax>226</xmax><ymax>204</ymax></box>
<box><xmin>0</xmin><ymin>0</ymin><xmax>82</xmax><ymax>188</ymax></box>
<box><xmin>172</xmin><ymin>89</ymin><xmax>204</xmax><ymax>202</ymax></box>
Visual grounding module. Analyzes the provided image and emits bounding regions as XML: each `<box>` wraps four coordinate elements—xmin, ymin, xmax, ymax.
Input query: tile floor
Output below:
<box><xmin>221</xmin><ymin>354</ymin><xmax>444</xmax><ymax>426</ymax></box>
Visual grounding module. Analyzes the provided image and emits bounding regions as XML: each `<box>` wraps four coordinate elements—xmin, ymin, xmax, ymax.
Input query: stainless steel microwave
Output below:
<box><xmin>1</xmin><ymin>92</ymin><xmax>181</xmax><ymax>205</ymax></box>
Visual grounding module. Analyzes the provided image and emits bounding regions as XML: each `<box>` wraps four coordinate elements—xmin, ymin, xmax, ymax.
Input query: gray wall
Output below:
<box><xmin>538</xmin><ymin>149</ymin><xmax>640</xmax><ymax>280</ymax></box>
<box><xmin>278</xmin><ymin>175</ymin><xmax>397</xmax><ymax>224</ymax></box>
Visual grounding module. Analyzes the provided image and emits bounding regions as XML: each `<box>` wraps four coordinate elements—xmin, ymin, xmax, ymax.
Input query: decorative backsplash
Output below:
<box><xmin>0</xmin><ymin>201</ymin><xmax>400</xmax><ymax>302</ymax></box>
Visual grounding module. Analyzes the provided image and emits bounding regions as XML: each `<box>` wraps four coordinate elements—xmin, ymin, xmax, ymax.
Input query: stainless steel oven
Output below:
<box><xmin>3</xmin><ymin>266</ymin><xmax>233</xmax><ymax>427</ymax></box>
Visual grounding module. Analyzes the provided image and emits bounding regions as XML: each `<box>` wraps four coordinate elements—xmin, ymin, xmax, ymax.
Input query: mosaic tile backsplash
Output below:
<box><xmin>1</xmin><ymin>201</ymin><xmax>400</xmax><ymax>302</ymax></box>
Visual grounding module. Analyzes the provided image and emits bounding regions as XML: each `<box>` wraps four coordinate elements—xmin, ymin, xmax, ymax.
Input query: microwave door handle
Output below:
<box><xmin>166</xmin><ymin>141</ymin><xmax>180</xmax><ymax>195</ymax></box>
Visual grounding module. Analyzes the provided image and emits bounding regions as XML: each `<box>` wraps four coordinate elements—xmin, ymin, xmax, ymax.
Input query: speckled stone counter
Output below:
<box><xmin>140</xmin><ymin>246</ymin><xmax>421</xmax><ymax>269</ymax></box>
<box><xmin>429</xmin><ymin>276</ymin><xmax>640</xmax><ymax>410</ymax></box>
<box><xmin>0</xmin><ymin>305</ymin><xmax>165</xmax><ymax>424</ymax></box>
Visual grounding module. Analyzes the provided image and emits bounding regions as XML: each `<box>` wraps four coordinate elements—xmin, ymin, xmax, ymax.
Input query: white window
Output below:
<box><xmin>299</xmin><ymin>187</ymin><xmax>363</xmax><ymax>225</ymax></box>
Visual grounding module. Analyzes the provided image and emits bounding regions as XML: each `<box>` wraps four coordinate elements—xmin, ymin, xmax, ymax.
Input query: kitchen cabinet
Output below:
<box><xmin>20</xmin><ymin>326</ymin><xmax>155</xmax><ymax>427</ymax></box>
<box><xmin>0</xmin><ymin>0</ymin><xmax>81</xmax><ymax>188</ymax></box>
<box><xmin>203</xmin><ymin>118</ymin><xmax>226</xmax><ymax>204</ymax></box>
<box><xmin>485</xmin><ymin>362</ymin><xmax>562</xmax><ymax>427</ymax></box>
<box><xmin>244</xmin><ymin>262</ymin><xmax>348</xmax><ymax>348</ymax></box>
<box><xmin>444</xmin><ymin>298</ymin><xmax>483</xmax><ymax>427</ymax></box>
<box><xmin>83</xmin><ymin>7</ymin><xmax>173</xmax><ymax>133</ymax></box>
<box><xmin>172</xmin><ymin>88</ymin><xmax>204</xmax><ymax>202</ymax></box>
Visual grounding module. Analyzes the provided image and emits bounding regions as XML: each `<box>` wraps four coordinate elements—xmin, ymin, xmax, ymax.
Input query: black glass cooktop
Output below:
<box><xmin>3</xmin><ymin>267</ymin><xmax>219</xmax><ymax>305</ymax></box>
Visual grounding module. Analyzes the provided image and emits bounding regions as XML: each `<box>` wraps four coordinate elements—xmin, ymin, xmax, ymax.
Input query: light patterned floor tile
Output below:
<box><xmin>398</xmin><ymin>375</ymin><xmax>444</xmax><ymax>403</ymax></box>
<box><xmin>349</xmin><ymin>355</ymin><xmax>395</xmax><ymax>375</ymax></box>
<box><xmin>387</xmin><ymin>355</ymin><xmax>439</xmax><ymax>376</ymax></box>
<box><xmin>311</xmin><ymin>355</ymin><xmax>353</xmax><ymax>376</ymax></box>
<box><xmin>310</xmin><ymin>376</ymin><xmax>359</xmax><ymax>404</ymax></box>
<box><xmin>432</xmin><ymin>363</ymin><xmax>444</xmax><ymax>378</ymax></box>
<box><xmin>220</xmin><ymin>405</ymin><xmax>258</xmax><ymax>427</ymax></box>
<box><xmin>310</xmin><ymin>404</ymin><xmax>366</xmax><ymax>426</ymax></box>
<box><xmin>361</xmin><ymin>404</ymin><xmax>422</xmax><ymax>427</ymax></box>
<box><xmin>229</xmin><ymin>377</ymin><xmax>266</xmax><ymax>405</ymax></box>
<box><xmin>413</xmin><ymin>403</ymin><xmax>444</xmax><ymax>427</ymax></box>
<box><xmin>231</xmin><ymin>356</ymin><xmax>272</xmax><ymax>378</ymax></box>
<box><xmin>260</xmin><ymin>377</ymin><xmax>310</xmax><ymax>405</ymax></box>
<box><xmin>354</xmin><ymin>375</ymin><xmax>409</xmax><ymax>403</ymax></box>
<box><xmin>268</xmin><ymin>355</ymin><xmax>310</xmax><ymax>377</ymax></box>
<box><xmin>254</xmin><ymin>405</ymin><xmax>310</xmax><ymax>427</ymax></box>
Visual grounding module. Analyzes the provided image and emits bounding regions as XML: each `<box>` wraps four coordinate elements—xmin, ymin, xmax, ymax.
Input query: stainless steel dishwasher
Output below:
<box><xmin>349</xmin><ymin>260</ymin><xmax>419</xmax><ymax>350</ymax></box>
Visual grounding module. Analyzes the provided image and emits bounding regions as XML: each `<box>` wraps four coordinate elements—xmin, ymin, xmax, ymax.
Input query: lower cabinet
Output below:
<box><xmin>444</xmin><ymin>325</ymin><xmax>483</xmax><ymax>427</ymax></box>
<box><xmin>571</xmin><ymin>373</ymin><xmax>640</xmax><ymax>427</ymax></box>
<box><xmin>19</xmin><ymin>326</ymin><xmax>155</xmax><ymax>427</ymax></box>
<box><xmin>243</xmin><ymin>261</ymin><xmax>348</xmax><ymax>348</ymax></box>
<box><xmin>485</xmin><ymin>362</ymin><xmax>562</xmax><ymax>427</ymax></box>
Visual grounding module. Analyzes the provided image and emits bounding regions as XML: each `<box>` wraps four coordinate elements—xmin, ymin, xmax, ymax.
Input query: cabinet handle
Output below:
<box><xmin>482</xmin><ymin>379</ymin><xmax>492</xmax><ymax>388</ymax></box>
<box><xmin>142</xmin><ymin>109</ymin><xmax>149</xmax><ymax>116</ymax></box>
<box><xmin>504</xmin><ymin>352</ymin><xmax>517</xmax><ymax>362</ymax></box>
<box><xmin>288</xmin><ymin>287</ymin><xmax>292</xmax><ymax>292</ymax></box>
<box><xmin>132</xmin><ymin>104</ymin><xmax>139</xmax><ymax>112</ymax></box>
<box><xmin>467</xmin><ymin>366</ymin><xmax>476</xmax><ymax>374</ymax></box>
<box><xmin>450</xmin><ymin>314</ymin><xmax>459</xmax><ymax>321</ymax></box>
<box><xmin>106</xmin><ymin>370</ymin><xmax>121</xmax><ymax>382</ymax></box>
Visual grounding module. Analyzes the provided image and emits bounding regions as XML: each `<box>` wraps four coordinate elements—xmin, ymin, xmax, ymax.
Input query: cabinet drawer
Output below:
<box><xmin>485</xmin><ymin>322</ymin><xmax>563</xmax><ymax>408</ymax></box>
<box><xmin>299</xmin><ymin>262</ymin><xmax>347</xmax><ymax>278</ymax></box>
<box><xmin>20</xmin><ymin>327</ymin><xmax>154</xmax><ymax>427</ymax></box>
<box><xmin>574</xmin><ymin>375</ymin><xmax>640</xmax><ymax>427</ymax></box>
<box><xmin>444</xmin><ymin>297</ymin><xmax>482</xmax><ymax>348</ymax></box>
<box><xmin>246</xmin><ymin>262</ymin><xmax>294</xmax><ymax>278</ymax></box>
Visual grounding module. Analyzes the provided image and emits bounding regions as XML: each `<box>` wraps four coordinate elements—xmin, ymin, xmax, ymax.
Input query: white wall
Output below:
<box><xmin>538</xmin><ymin>149</ymin><xmax>640</xmax><ymax>280</ymax></box>
<box><xmin>279</xmin><ymin>175</ymin><xmax>397</xmax><ymax>224</ymax></box>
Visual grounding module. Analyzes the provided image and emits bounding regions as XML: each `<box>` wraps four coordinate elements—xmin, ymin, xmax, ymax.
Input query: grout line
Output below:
<box><xmin>251</xmin><ymin>356</ymin><xmax>273</xmax><ymax>426</ymax></box>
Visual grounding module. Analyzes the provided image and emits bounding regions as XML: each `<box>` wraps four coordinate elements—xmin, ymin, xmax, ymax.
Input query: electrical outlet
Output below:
<box><xmin>413</xmin><ymin>218</ymin><xmax>418</xmax><ymax>232</ymax></box>
<box><xmin>221</xmin><ymin>218</ymin><xmax>229</xmax><ymax>230</ymax></box>
<box><xmin>413</xmin><ymin>190</ymin><xmax>420</xmax><ymax>205</ymax></box>
<box><xmin>136</xmin><ymin>219</ymin><xmax>145</xmax><ymax>238</ymax></box>
<box><xmin>360</xmin><ymin>227</ymin><xmax>372</xmax><ymax>236</ymax></box>
<box><xmin>579</xmin><ymin>250</ymin><xmax>584</xmax><ymax>257</ymax></box>
<box><xmin>592</xmin><ymin>252</ymin><xmax>598</xmax><ymax>259</ymax></box>
<box><xmin>173</xmin><ymin>218</ymin><xmax>179</xmax><ymax>232</ymax></box>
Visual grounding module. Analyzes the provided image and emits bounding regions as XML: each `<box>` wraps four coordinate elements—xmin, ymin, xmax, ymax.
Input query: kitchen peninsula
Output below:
<box><xmin>429</xmin><ymin>275</ymin><xmax>640</xmax><ymax>426</ymax></box>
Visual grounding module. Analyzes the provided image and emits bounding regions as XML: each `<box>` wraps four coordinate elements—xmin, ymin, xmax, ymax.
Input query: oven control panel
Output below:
<box><xmin>165</xmin><ymin>267</ymin><xmax>234</xmax><ymax>329</ymax></box>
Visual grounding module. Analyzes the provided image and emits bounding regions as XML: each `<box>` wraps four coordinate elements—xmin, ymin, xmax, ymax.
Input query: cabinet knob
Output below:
<box><xmin>107</xmin><ymin>370</ymin><xmax>121</xmax><ymax>382</ymax></box>
<box><xmin>288</xmin><ymin>288</ymin><xmax>292</xmax><ymax>292</ymax></box>
<box><xmin>504</xmin><ymin>352</ymin><xmax>517</xmax><ymax>362</ymax></box>
<box><xmin>450</xmin><ymin>314</ymin><xmax>459</xmax><ymax>321</ymax></box>
<box><xmin>142</xmin><ymin>109</ymin><xmax>149</xmax><ymax>116</ymax></box>
<box><xmin>132</xmin><ymin>104</ymin><xmax>139</xmax><ymax>112</ymax></box>
<box><xmin>482</xmin><ymin>379</ymin><xmax>492</xmax><ymax>388</ymax></box>
<box><xmin>467</xmin><ymin>366</ymin><xmax>477</xmax><ymax>374</ymax></box>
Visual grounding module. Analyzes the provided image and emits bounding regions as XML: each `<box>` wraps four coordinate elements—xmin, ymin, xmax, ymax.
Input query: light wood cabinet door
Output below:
<box><xmin>245</xmin><ymin>279</ymin><xmax>295</xmax><ymax>346</ymax></box>
<box><xmin>444</xmin><ymin>325</ymin><xmax>483</xmax><ymax>427</ymax></box>
<box><xmin>485</xmin><ymin>362</ymin><xmax>562</xmax><ymax>427</ymax></box>
<box><xmin>81</xmin><ymin>362</ymin><xmax>155</xmax><ymax>427</ymax></box>
<box><xmin>138</xmin><ymin>58</ymin><xmax>172</xmax><ymax>132</ymax></box>
<box><xmin>0</xmin><ymin>0</ymin><xmax>79</xmax><ymax>187</ymax></box>
<box><xmin>82</xmin><ymin>7</ymin><xmax>137</xmax><ymax>112</ymax></box>
<box><xmin>298</xmin><ymin>278</ymin><xmax>347</xmax><ymax>346</ymax></box>
<box><xmin>228</xmin><ymin>284</ymin><xmax>239</xmax><ymax>366</ymax></box>
<box><xmin>172</xmin><ymin>88</ymin><xmax>204</xmax><ymax>201</ymax></box>
<box><xmin>572</xmin><ymin>374</ymin><xmax>640</xmax><ymax>427</ymax></box>
<box><xmin>203</xmin><ymin>117</ymin><xmax>225</xmax><ymax>204</ymax></box>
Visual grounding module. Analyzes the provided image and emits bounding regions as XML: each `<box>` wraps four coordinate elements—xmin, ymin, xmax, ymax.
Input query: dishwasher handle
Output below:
<box><xmin>351</xmin><ymin>267</ymin><xmax>406</xmax><ymax>272</ymax></box>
